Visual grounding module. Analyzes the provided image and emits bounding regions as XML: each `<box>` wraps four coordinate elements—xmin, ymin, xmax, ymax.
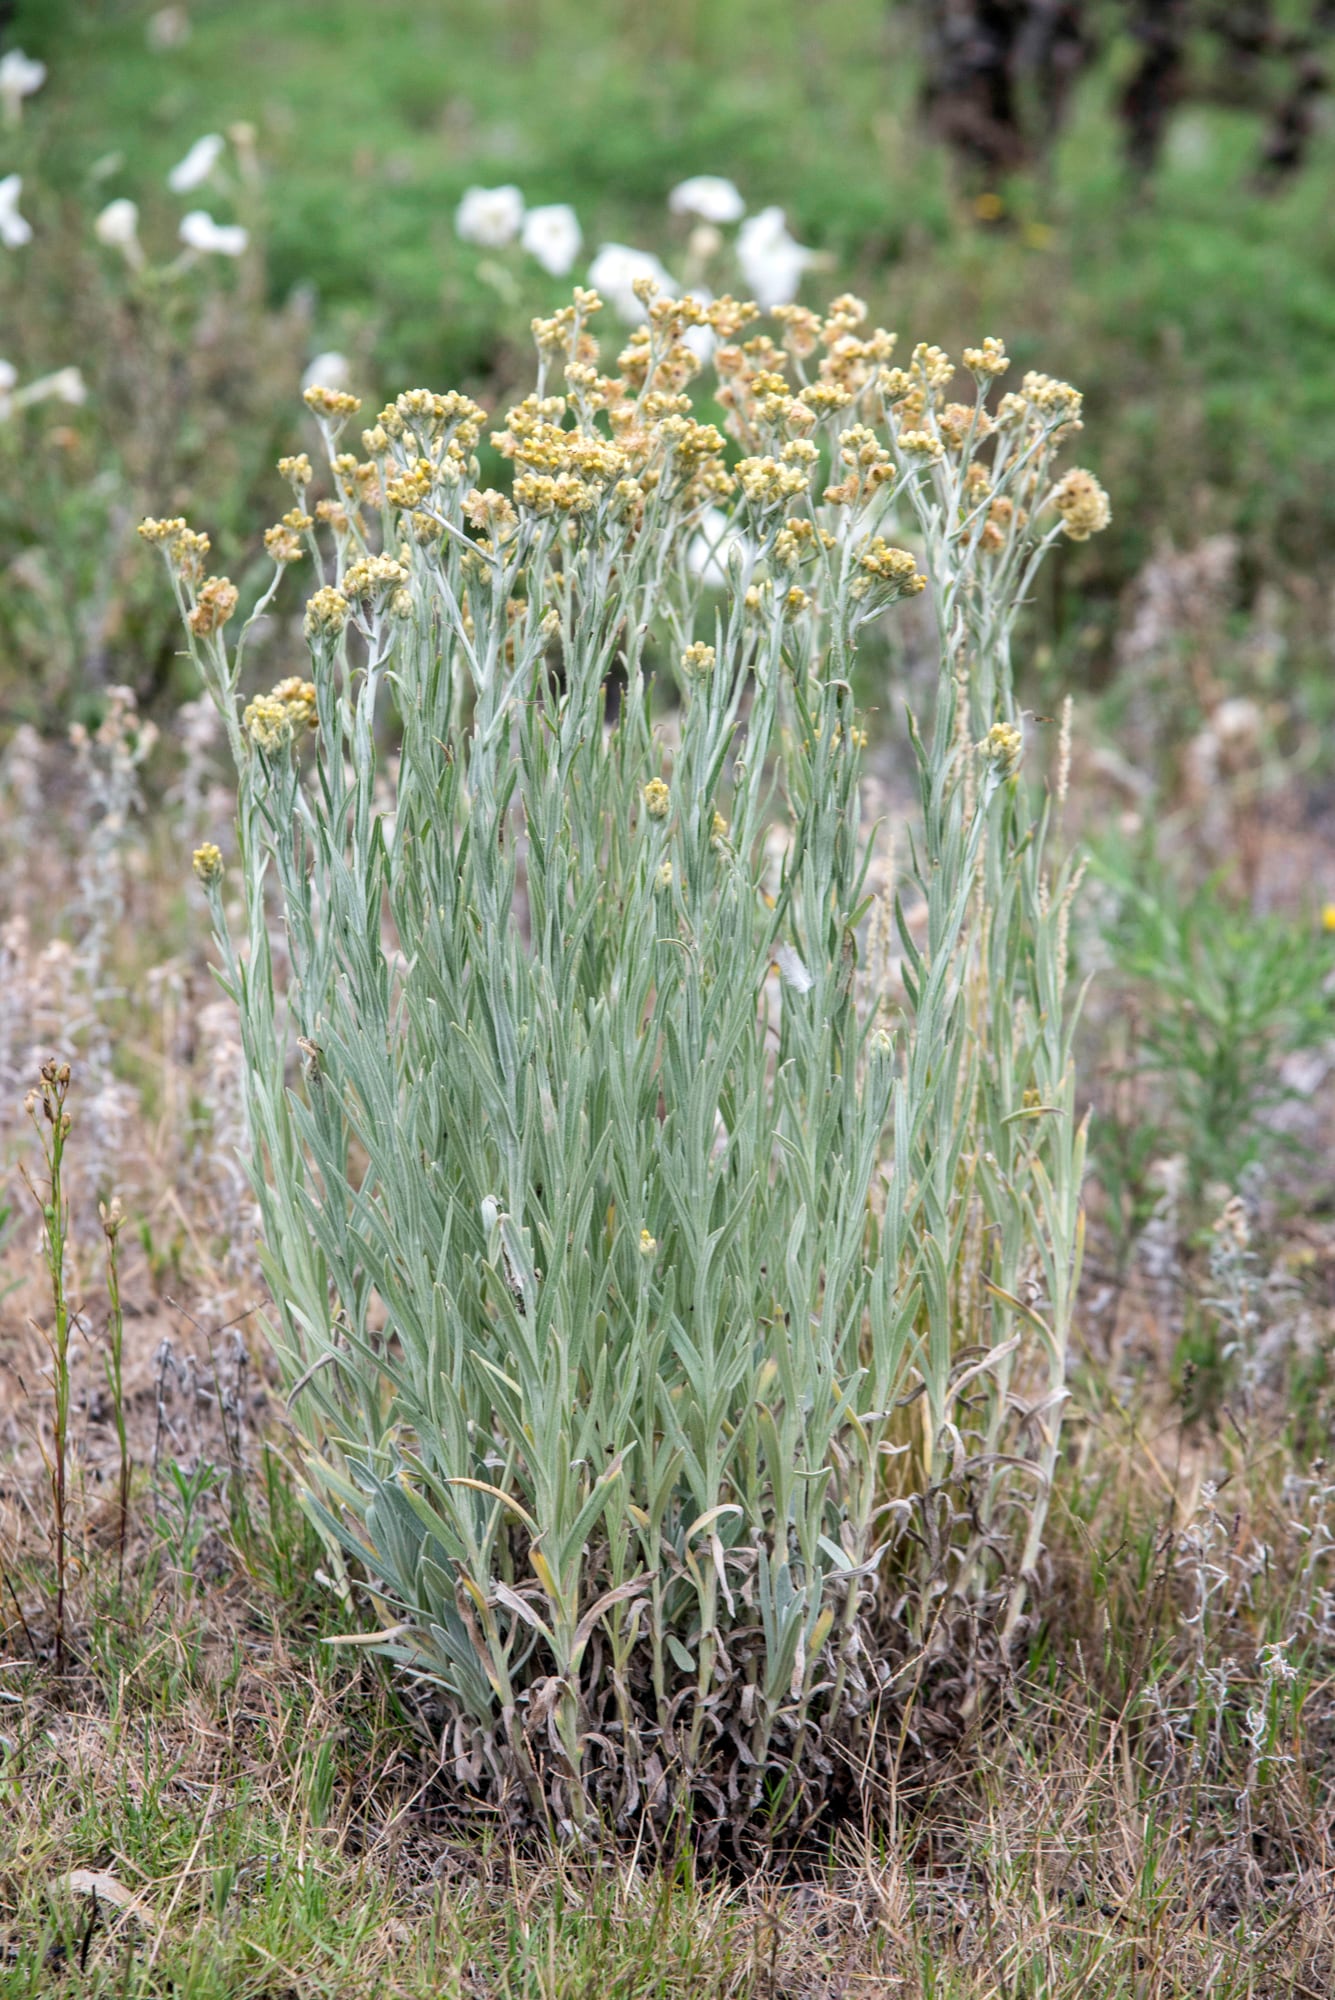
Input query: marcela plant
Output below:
<box><xmin>150</xmin><ymin>289</ymin><xmax>1101</xmax><ymax>1837</ymax></box>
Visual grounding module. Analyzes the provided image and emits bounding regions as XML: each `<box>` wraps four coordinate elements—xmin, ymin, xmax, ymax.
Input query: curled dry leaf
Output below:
<box><xmin>64</xmin><ymin>1869</ymin><xmax>158</xmax><ymax>1930</ymax></box>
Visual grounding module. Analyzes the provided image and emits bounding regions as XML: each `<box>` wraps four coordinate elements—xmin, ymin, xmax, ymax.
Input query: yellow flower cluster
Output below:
<box><xmin>737</xmin><ymin>451</ymin><xmax>812</xmax><ymax>509</ymax></box>
<box><xmin>642</xmin><ymin>778</ymin><xmax>671</xmax><ymax>821</ymax></box>
<box><xmin>998</xmin><ymin>373</ymin><xmax>1083</xmax><ymax>434</ymax></box>
<box><xmin>145</xmin><ymin>292</ymin><xmax>1104</xmax><ymax>723</ymax></box>
<box><xmin>773</xmin><ymin>516</ymin><xmax>833</xmax><ymax>569</ymax></box>
<box><xmin>243</xmin><ymin>677</ymin><xmax>319</xmax><ymax>753</ymax></box>
<box><xmin>962</xmin><ymin>336</ymin><xmax>1010</xmax><ymax>378</ymax></box>
<box><xmin>343</xmin><ymin>553</ymin><xmax>410</xmax><ymax>598</ymax></box>
<box><xmin>304</xmin><ymin>585</ymin><xmax>351</xmax><ymax>640</ymax></box>
<box><xmin>278</xmin><ymin>453</ymin><xmax>313</xmax><ymax>491</ymax></box>
<box><xmin>242</xmin><ymin>695</ymin><xmax>294</xmax><ymax>755</ymax></box>
<box><xmin>984</xmin><ymin>720</ymin><xmax>1023</xmax><ymax>777</ymax></box>
<box><xmin>137</xmin><ymin>516</ymin><xmax>211</xmax><ymax>584</ymax></box>
<box><xmin>302</xmin><ymin>384</ymin><xmax>362</xmax><ymax>420</ymax></box>
<box><xmin>852</xmin><ymin>538</ymin><xmax>925</xmax><ymax>601</ymax></box>
<box><xmin>898</xmin><ymin>429</ymin><xmax>944</xmax><ymax>463</ymax></box>
<box><xmin>191</xmin><ymin>842</ymin><xmax>224</xmax><ymax>886</ymax></box>
<box><xmin>513</xmin><ymin>472</ymin><xmax>598</xmax><ymax>517</ymax></box>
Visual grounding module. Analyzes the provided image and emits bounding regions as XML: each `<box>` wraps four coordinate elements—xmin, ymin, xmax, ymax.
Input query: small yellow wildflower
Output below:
<box><xmin>681</xmin><ymin>641</ymin><xmax>715</xmax><ymax>680</ymax></box>
<box><xmin>303</xmin><ymin>384</ymin><xmax>361</xmax><ymax>419</ymax></box>
<box><xmin>852</xmin><ymin>537</ymin><xmax>925</xmax><ymax>600</ymax></box>
<box><xmin>962</xmin><ymin>336</ymin><xmax>1009</xmax><ymax>378</ymax></box>
<box><xmin>242</xmin><ymin>695</ymin><xmax>294</xmax><ymax>755</ymax></box>
<box><xmin>639</xmin><ymin>1228</ymin><xmax>657</xmax><ymax>1256</ymax></box>
<box><xmin>1322</xmin><ymin>903</ymin><xmax>1335</xmax><ymax>934</ymax></box>
<box><xmin>304</xmin><ymin>586</ymin><xmax>351</xmax><ymax>640</ymax></box>
<box><xmin>277</xmin><ymin>452</ymin><xmax>313</xmax><ymax>490</ymax></box>
<box><xmin>898</xmin><ymin>429</ymin><xmax>944</xmax><ymax>462</ymax></box>
<box><xmin>191</xmin><ymin>842</ymin><xmax>224</xmax><ymax>886</ymax></box>
<box><xmin>137</xmin><ymin>515</ymin><xmax>187</xmax><ymax>545</ymax></box>
<box><xmin>656</xmin><ymin>860</ymin><xmax>674</xmax><ymax>891</ymax></box>
<box><xmin>737</xmin><ymin>455</ymin><xmax>810</xmax><ymax>508</ymax></box>
<box><xmin>642</xmin><ymin>778</ymin><xmax>671</xmax><ymax>822</ymax></box>
<box><xmin>984</xmin><ymin>720</ymin><xmax>1023</xmax><ymax>778</ymax></box>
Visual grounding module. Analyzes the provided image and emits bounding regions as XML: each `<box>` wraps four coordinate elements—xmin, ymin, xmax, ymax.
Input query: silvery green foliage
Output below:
<box><xmin>156</xmin><ymin>298</ymin><xmax>1092</xmax><ymax>1831</ymax></box>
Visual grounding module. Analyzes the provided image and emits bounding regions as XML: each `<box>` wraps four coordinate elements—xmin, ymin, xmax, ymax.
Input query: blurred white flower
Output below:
<box><xmin>737</xmin><ymin>206</ymin><xmax>815</xmax><ymax>310</ymax></box>
<box><xmin>0</xmin><ymin>173</ymin><xmax>32</xmax><ymax>248</ymax></box>
<box><xmin>147</xmin><ymin>5</ymin><xmax>192</xmax><ymax>50</ymax></box>
<box><xmin>0</xmin><ymin>49</ymin><xmax>46</xmax><ymax>125</ymax></box>
<box><xmin>685</xmin><ymin>506</ymin><xmax>753</xmax><ymax>589</ymax></box>
<box><xmin>669</xmin><ymin>175</ymin><xmax>744</xmax><ymax>225</ymax></box>
<box><xmin>94</xmin><ymin>197</ymin><xmax>143</xmax><ymax>265</ymax></box>
<box><xmin>168</xmin><ymin>132</ymin><xmax>225</xmax><ymax>193</ymax></box>
<box><xmin>587</xmin><ymin>243</ymin><xmax>674</xmax><ymax>324</ymax></box>
<box><xmin>455</xmin><ymin>184</ymin><xmax>524</xmax><ymax>248</ymax></box>
<box><xmin>302</xmin><ymin>350</ymin><xmax>352</xmax><ymax>394</ymax></box>
<box><xmin>15</xmin><ymin>366</ymin><xmax>88</xmax><ymax>409</ymax></box>
<box><xmin>0</xmin><ymin>357</ymin><xmax>16</xmax><ymax>419</ymax></box>
<box><xmin>179</xmin><ymin>209</ymin><xmax>248</xmax><ymax>256</ymax></box>
<box><xmin>521</xmin><ymin>202</ymin><xmax>581</xmax><ymax>277</ymax></box>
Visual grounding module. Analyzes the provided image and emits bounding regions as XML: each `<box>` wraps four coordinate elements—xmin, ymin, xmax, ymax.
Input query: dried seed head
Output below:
<box><xmin>1052</xmin><ymin>467</ymin><xmax>1111</xmax><ymax>542</ymax></box>
<box><xmin>187</xmin><ymin>576</ymin><xmax>239</xmax><ymax>636</ymax></box>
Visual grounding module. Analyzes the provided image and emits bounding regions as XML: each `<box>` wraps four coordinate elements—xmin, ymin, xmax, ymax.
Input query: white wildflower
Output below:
<box><xmin>520</xmin><ymin>202</ymin><xmax>582</xmax><ymax>277</ymax></box>
<box><xmin>0</xmin><ymin>49</ymin><xmax>46</xmax><ymax>125</ymax></box>
<box><xmin>586</xmin><ymin>242</ymin><xmax>674</xmax><ymax>324</ymax></box>
<box><xmin>179</xmin><ymin>209</ymin><xmax>248</xmax><ymax>256</ymax></box>
<box><xmin>0</xmin><ymin>173</ymin><xmax>32</xmax><ymax>249</ymax></box>
<box><xmin>168</xmin><ymin>132</ymin><xmax>225</xmax><ymax>193</ymax></box>
<box><xmin>147</xmin><ymin>6</ymin><xmax>192</xmax><ymax>50</ymax></box>
<box><xmin>14</xmin><ymin>367</ymin><xmax>88</xmax><ymax>410</ymax></box>
<box><xmin>669</xmin><ymin>175</ymin><xmax>745</xmax><ymax>225</ymax></box>
<box><xmin>94</xmin><ymin>197</ymin><xmax>143</xmax><ymax>265</ymax></box>
<box><xmin>301</xmin><ymin>350</ymin><xmax>352</xmax><ymax>394</ymax></box>
<box><xmin>454</xmin><ymin>184</ymin><xmax>524</xmax><ymax>248</ymax></box>
<box><xmin>737</xmin><ymin>206</ymin><xmax>816</xmax><ymax>310</ymax></box>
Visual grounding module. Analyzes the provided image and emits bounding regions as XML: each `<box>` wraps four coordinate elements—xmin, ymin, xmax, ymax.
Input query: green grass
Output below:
<box><xmin>4</xmin><ymin>1287</ymin><xmax>1335</xmax><ymax>1998</ymax></box>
